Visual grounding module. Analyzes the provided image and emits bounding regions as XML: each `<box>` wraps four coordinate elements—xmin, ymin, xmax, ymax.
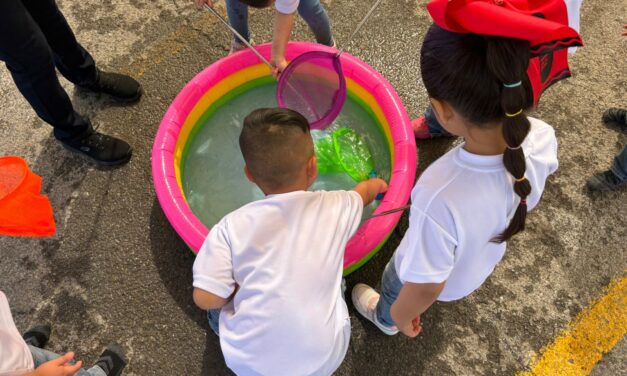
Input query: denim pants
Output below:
<box><xmin>374</xmin><ymin>254</ymin><xmax>404</xmax><ymax>328</ymax></box>
<box><xmin>0</xmin><ymin>0</ymin><xmax>95</xmax><ymax>140</ymax></box>
<box><xmin>29</xmin><ymin>345</ymin><xmax>106</xmax><ymax>376</ymax></box>
<box><xmin>611</xmin><ymin>145</ymin><xmax>627</xmax><ymax>183</ymax></box>
<box><xmin>207</xmin><ymin>279</ymin><xmax>347</xmax><ymax>335</ymax></box>
<box><xmin>423</xmin><ymin>104</ymin><xmax>451</xmax><ymax>137</ymax></box>
<box><xmin>226</xmin><ymin>0</ymin><xmax>333</xmax><ymax>46</ymax></box>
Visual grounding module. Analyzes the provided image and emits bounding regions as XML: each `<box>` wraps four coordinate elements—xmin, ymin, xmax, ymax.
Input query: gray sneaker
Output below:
<box><xmin>586</xmin><ymin>170</ymin><xmax>626</xmax><ymax>192</ymax></box>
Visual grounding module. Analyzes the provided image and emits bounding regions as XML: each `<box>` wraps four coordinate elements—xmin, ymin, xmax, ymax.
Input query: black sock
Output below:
<box><xmin>22</xmin><ymin>325</ymin><xmax>51</xmax><ymax>349</ymax></box>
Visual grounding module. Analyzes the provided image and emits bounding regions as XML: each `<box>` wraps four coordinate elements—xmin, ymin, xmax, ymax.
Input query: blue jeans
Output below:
<box><xmin>207</xmin><ymin>279</ymin><xmax>347</xmax><ymax>335</ymax></box>
<box><xmin>29</xmin><ymin>345</ymin><xmax>106</xmax><ymax>376</ymax></box>
<box><xmin>226</xmin><ymin>0</ymin><xmax>333</xmax><ymax>46</ymax></box>
<box><xmin>374</xmin><ymin>254</ymin><xmax>403</xmax><ymax>328</ymax></box>
<box><xmin>611</xmin><ymin>145</ymin><xmax>627</xmax><ymax>182</ymax></box>
<box><xmin>424</xmin><ymin>105</ymin><xmax>451</xmax><ymax>137</ymax></box>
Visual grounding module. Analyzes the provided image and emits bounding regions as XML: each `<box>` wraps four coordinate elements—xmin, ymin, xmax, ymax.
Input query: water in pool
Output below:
<box><xmin>183</xmin><ymin>83</ymin><xmax>392</xmax><ymax>228</ymax></box>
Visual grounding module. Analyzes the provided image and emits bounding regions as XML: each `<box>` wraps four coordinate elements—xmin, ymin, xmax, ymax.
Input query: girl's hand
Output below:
<box><xmin>398</xmin><ymin>316</ymin><xmax>422</xmax><ymax>338</ymax></box>
<box><xmin>32</xmin><ymin>352</ymin><xmax>82</xmax><ymax>376</ymax></box>
<box><xmin>270</xmin><ymin>57</ymin><xmax>288</xmax><ymax>79</ymax></box>
<box><xmin>195</xmin><ymin>0</ymin><xmax>213</xmax><ymax>8</ymax></box>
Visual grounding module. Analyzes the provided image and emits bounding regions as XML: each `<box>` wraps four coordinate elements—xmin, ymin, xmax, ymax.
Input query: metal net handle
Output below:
<box><xmin>337</xmin><ymin>0</ymin><xmax>385</xmax><ymax>57</ymax></box>
<box><xmin>203</xmin><ymin>3</ymin><xmax>273</xmax><ymax>68</ymax></box>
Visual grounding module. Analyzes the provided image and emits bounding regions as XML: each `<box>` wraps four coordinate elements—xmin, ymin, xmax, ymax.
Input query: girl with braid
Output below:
<box><xmin>351</xmin><ymin>21</ymin><xmax>561</xmax><ymax>338</ymax></box>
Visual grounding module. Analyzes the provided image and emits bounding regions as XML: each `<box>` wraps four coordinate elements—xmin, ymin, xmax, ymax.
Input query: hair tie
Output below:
<box><xmin>507</xmin><ymin>144</ymin><xmax>522</xmax><ymax>150</ymax></box>
<box><xmin>515</xmin><ymin>176</ymin><xmax>526</xmax><ymax>183</ymax></box>
<box><xmin>505</xmin><ymin>109</ymin><xmax>524</xmax><ymax>118</ymax></box>
<box><xmin>520</xmin><ymin>198</ymin><xmax>527</xmax><ymax>205</ymax></box>
<box><xmin>503</xmin><ymin>81</ymin><xmax>522</xmax><ymax>88</ymax></box>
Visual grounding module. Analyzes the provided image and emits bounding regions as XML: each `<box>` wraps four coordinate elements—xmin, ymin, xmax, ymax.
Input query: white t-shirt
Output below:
<box><xmin>0</xmin><ymin>292</ymin><xmax>35</xmax><ymax>376</ymax></box>
<box><xmin>193</xmin><ymin>190</ymin><xmax>363</xmax><ymax>376</ymax></box>
<box><xmin>394</xmin><ymin>117</ymin><xmax>558</xmax><ymax>301</ymax></box>
<box><xmin>275</xmin><ymin>0</ymin><xmax>299</xmax><ymax>14</ymax></box>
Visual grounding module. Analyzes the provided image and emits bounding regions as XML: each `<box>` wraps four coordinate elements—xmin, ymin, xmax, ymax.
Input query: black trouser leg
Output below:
<box><xmin>20</xmin><ymin>0</ymin><xmax>97</xmax><ymax>86</ymax></box>
<box><xmin>0</xmin><ymin>0</ymin><xmax>90</xmax><ymax>140</ymax></box>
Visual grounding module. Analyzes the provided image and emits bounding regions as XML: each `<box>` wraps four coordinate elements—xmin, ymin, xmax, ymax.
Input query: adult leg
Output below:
<box><xmin>297</xmin><ymin>0</ymin><xmax>333</xmax><ymax>46</ymax></box>
<box><xmin>20</xmin><ymin>0</ymin><xmax>96</xmax><ymax>87</ymax></box>
<box><xmin>0</xmin><ymin>0</ymin><xmax>89</xmax><ymax>140</ymax></box>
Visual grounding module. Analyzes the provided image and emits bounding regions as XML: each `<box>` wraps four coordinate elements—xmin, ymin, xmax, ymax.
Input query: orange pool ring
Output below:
<box><xmin>0</xmin><ymin>156</ymin><xmax>55</xmax><ymax>237</ymax></box>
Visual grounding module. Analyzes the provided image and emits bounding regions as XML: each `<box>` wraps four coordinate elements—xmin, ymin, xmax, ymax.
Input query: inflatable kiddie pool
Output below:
<box><xmin>152</xmin><ymin>42</ymin><xmax>416</xmax><ymax>275</ymax></box>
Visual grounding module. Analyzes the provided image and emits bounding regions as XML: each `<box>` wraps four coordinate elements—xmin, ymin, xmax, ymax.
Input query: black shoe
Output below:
<box><xmin>586</xmin><ymin>170</ymin><xmax>626</xmax><ymax>192</ymax></box>
<box><xmin>602</xmin><ymin>108</ymin><xmax>627</xmax><ymax>131</ymax></box>
<box><xmin>22</xmin><ymin>324</ymin><xmax>51</xmax><ymax>348</ymax></box>
<box><xmin>95</xmin><ymin>343</ymin><xmax>127</xmax><ymax>376</ymax></box>
<box><xmin>83</xmin><ymin>69</ymin><xmax>143</xmax><ymax>103</ymax></box>
<box><xmin>60</xmin><ymin>130</ymin><xmax>132</xmax><ymax>166</ymax></box>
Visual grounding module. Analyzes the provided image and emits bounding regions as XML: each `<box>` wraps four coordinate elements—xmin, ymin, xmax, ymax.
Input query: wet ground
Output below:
<box><xmin>0</xmin><ymin>0</ymin><xmax>625</xmax><ymax>375</ymax></box>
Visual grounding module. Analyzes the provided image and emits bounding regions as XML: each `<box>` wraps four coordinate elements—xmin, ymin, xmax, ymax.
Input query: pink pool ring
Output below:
<box><xmin>152</xmin><ymin>42</ymin><xmax>416</xmax><ymax>274</ymax></box>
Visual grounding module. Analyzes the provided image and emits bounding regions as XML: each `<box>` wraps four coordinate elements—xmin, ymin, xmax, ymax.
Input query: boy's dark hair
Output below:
<box><xmin>239</xmin><ymin>108</ymin><xmax>312</xmax><ymax>190</ymax></box>
<box><xmin>238</xmin><ymin>0</ymin><xmax>273</xmax><ymax>8</ymax></box>
<box><xmin>420</xmin><ymin>24</ymin><xmax>533</xmax><ymax>243</ymax></box>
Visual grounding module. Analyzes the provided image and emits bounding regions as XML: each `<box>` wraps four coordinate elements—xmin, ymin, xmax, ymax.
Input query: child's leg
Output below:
<box><xmin>374</xmin><ymin>255</ymin><xmax>404</xmax><ymax>328</ymax></box>
<box><xmin>297</xmin><ymin>0</ymin><xmax>333</xmax><ymax>46</ymax></box>
<box><xmin>28</xmin><ymin>345</ymin><xmax>107</xmax><ymax>376</ymax></box>
<box><xmin>225</xmin><ymin>0</ymin><xmax>251</xmax><ymax>44</ymax></box>
<box><xmin>207</xmin><ymin>308</ymin><xmax>221</xmax><ymax>335</ymax></box>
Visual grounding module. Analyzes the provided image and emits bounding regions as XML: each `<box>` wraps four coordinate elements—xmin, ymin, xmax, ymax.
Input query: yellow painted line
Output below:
<box><xmin>518</xmin><ymin>274</ymin><xmax>627</xmax><ymax>376</ymax></box>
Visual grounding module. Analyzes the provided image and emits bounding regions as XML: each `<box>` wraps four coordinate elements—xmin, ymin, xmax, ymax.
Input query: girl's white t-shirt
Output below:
<box><xmin>193</xmin><ymin>190</ymin><xmax>363</xmax><ymax>376</ymax></box>
<box><xmin>394</xmin><ymin>117</ymin><xmax>558</xmax><ymax>301</ymax></box>
<box><xmin>0</xmin><ymin>292</ymin><xmax>35</xmax><ymax>376</ymax></box>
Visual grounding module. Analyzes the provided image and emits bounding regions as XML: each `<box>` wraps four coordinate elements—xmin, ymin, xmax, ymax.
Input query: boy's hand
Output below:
<box><xmin>354</xmin><ymin>178</ymin><xmax>388</xmax><ymax>206</ymax></box>
<box><xmin>195</xmin><ymin>0</ymin><xmax>213</xmax><ymax>8</ymax></box>
<box><xmin>397</xmin><ymin>316</ymin><xmax>422</xmax><ymax>338</ymax></box>
<box><xmin>32</xmin><ymin>352</ymin><xmax>82</xmax><ymax>376</ymax></box>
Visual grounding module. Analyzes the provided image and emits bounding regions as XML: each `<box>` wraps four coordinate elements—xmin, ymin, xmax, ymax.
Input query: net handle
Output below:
<box><xmin>365</xmin><ymin>204</ymin><xmax>411</xmax><ymax>220</ymax></box>
<box><xmin>203</xmin><ymin>3</ymin><xmax>273</xmax><ymax>69</ymax></box>
<box><xmin>337</xmin><ymin>0</ymin><xmax>384</xmax><ymax>57</ymax></box>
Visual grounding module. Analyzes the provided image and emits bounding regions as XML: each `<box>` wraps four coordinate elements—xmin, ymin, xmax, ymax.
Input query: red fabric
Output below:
<box><xmin>0</xmin><ymin>156</ymin><xmax>56</xmax><ymax>237</ymax></box>
<box><xmin>427</xmin><ymin>0</ymin><xmax>583</xmax><ymax>105</ymax></box>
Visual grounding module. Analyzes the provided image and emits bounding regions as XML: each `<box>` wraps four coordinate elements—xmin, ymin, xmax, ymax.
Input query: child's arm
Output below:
<box><xmin>26</xmin><ymin>352</ymin><xmax>82</xmax><ymax>376</ymax></box>
<box><xmin>390</xmin><ymin>281</ymin><xmax>445</xmax><ymax>338</ymax></box>
<box><xmin>270</xmin><ymin>11</ymin><xmax>295</xmax><ymax>77</ymax></box>
<box><xmin>193</xmin><ymin>288</ymin><xmax>231</xmax><ymax>310</ymax></box>
<box><xmin>353</xmin><ymin>178</ymin><xmax>388</xmax><ymax>206</ymax></box>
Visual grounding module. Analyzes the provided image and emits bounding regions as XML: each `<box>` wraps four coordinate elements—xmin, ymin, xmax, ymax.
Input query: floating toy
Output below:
<box><xmin>314</xmin><ymin>128</ymin><xmax>375</xmax><ymax>183</ymax></box>
<box><xmin>152</xmin><ymin>42</ymin><xmax>416</xmax><ymax>274</ymax></box>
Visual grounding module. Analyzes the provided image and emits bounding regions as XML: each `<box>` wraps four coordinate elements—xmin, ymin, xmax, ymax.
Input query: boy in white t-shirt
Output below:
<box><xmin>192</xmin><ymin>108</ymin><xmax>387</xmax><ymax>375</ymax></box>
<box><xmin>0</xmin><ymin>291</ymin><xmax>127</xmax><ymax>376</ymax></box>
<box><xmin>352</xmin><ymin>24</ymin><xmax>559</xmax><ymax>337</ymax></box>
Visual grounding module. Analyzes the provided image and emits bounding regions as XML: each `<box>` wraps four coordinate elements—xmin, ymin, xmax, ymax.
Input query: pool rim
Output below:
<box><xmin>152</xmin><ymin>41</ymin><xmax>416</xmax><ymax>273</ymax></box>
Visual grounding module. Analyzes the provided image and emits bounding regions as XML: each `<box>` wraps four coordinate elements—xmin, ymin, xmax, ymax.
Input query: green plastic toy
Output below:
<box><xmin>314</xmin><ymin>128</ymin><xmax>375</xmax><ymax>182</ymax></box>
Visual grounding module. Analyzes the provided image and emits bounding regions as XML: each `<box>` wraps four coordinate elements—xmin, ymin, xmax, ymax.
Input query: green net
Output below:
<box><xmin>313</xmin><ymin>128</ymin><xmax>375</xmax><ymax>182</ymax></box>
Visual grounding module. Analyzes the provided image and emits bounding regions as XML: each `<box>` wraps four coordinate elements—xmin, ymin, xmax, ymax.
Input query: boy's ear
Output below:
<box><xmin>430</xmin><ymin>98</ymin><xmax>453</xmax><ymax>126</ymax></box>
<box><xmin>307</xmin><ymin>154</ymin><xmax>318</xmax><ymax>182</ymax></box>
<box><xmin>244</xmin><ymin>165</ymin><xmax>255</xmax><ymax>183</ymax></box>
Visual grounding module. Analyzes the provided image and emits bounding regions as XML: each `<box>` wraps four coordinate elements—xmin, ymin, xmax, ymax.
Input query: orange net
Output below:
<box><xmin>0</xmin><ymin>156</ymin><xmax>56</xmax><ymax>237</ymax></box>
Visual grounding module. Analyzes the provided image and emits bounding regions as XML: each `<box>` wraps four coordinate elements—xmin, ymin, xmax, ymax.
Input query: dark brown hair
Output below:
<box><xmin>420</xmin><ymin>24</ymin><xmax>533</xmax><ymax>243</ymax></box>
<box><xmin>239</xmin><ymin>108</ymin><xmax>312</xmax><ymax>190</ymax></box>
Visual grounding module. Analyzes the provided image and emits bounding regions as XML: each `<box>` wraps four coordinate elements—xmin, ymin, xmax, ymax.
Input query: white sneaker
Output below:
<box><xmin>351</xmin><ymin>283</ymin><xmax>399</xmax><ymax>335</ymax></box>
